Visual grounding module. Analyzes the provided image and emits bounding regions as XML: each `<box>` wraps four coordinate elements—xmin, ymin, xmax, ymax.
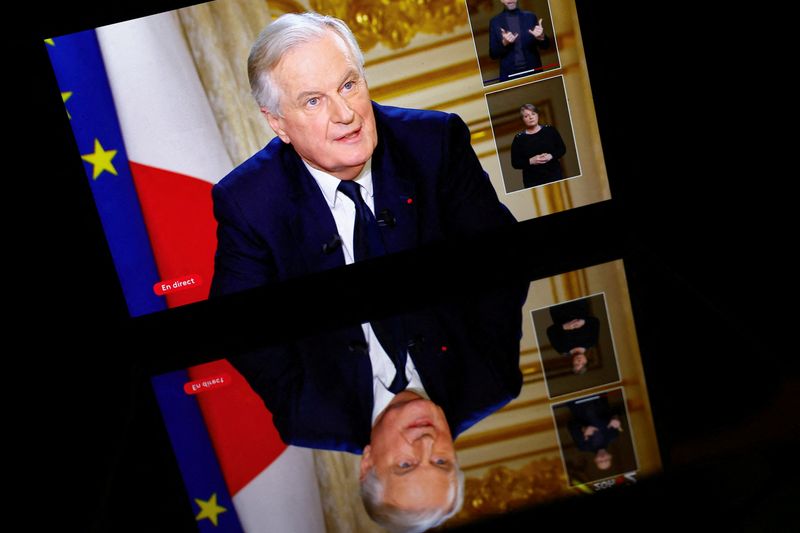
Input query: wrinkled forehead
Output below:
<box><xmin>270</xmin><ymin>31</ymin><xmax>361</xmax><ymax>105</ymax></box>
<box><xmin>275</xmin><ymin>30</ymin><xmax>354</xmax><ymax>72</ymax></box>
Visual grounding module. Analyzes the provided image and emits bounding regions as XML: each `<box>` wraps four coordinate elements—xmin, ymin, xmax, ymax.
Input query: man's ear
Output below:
<box><xmin>263</xmin><ymin>107</ymin><xmax>290</xmax><ymax>144</ymax></box>
<box><xmin>359</xmin><ymin>444</ymin><xmax>373</xmax><ymax>482</ymax></box>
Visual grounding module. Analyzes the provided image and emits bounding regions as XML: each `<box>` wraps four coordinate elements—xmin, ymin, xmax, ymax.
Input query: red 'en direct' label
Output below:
<box><xmin>183</xmin><ymin>374</ymin><xmax>231</xmax><ymax>395</ymax></box>
<box><xmin>153</xmin><ymin>274</ymin><xmax>203</xmax><ymax>296</ymax></box>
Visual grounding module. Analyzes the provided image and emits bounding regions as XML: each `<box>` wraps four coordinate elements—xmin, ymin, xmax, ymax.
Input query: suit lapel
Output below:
<box><xmin>281</xmin><ymin>147</ymin><xmax>347</xmax><ymax>275</ymax></box>
<box><xmin>278</xmin><ymin>110</ymin><xmax>420</xmax><ymax>271</ymax></box>
<box><xmin>372</xmin><ymin>129</ymin><xmax>419</xmax><ymax>255</ymax></box>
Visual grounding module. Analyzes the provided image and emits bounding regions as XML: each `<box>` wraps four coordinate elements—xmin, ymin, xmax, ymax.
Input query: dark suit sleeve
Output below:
<box><xmin>228</xmin><ymin>342</ymin><xmax>303</xmax><ymax>440</ymax></box>
<box><xmin>210</xmin><ymin>184</ymin><xmax>308</xmax><ymax>442</ymax></box>
<box><xmin>568</xmin><ymin>419</ymin><xmax>592</xmax><ymax>451</ymax></box>
<box><xmin>547</xmin><ymin>323</ymin><xmax>566</xmax><ymax>354</ymax></box>
<box><xmin>438</xmin><ymin>113</ymin><xmax>517</xmax><ymax>235</ymax></box>
<box><xmin>209</xmin><ymin>183</ymin><xmax>278</xmax><ymax>297</ymax></box>
<box><xmin>550</xmin><ymin>126</ymin><xmax>567</xmax><ymax>160</ymax></box>
<box><xmin>488</xmin><ymin>17</ymin><xmax>511</xmax><ymax>60</ymax></box>
<box><xmin>438</xmin><ymin>113</ymin><xmax>527</xmax><ymax>388</ymax></box>
<box><xmin>511</xmin><ymin>134</ymin><xmax>529</xmax><ymax>169</ymax></box>
<box><xmin>533</xmin><ymin>34</ymin><xmax>550</xmax><ymax>50</ymax></box>
<box><xmin>601</xmin><ymin>425</ymin><xmax>620</xmax><ymax>447</ymax></box>
<box><xmin>528</xmin><ymin>12</ymin><xmax>551</xmax><ymax>50</ymax></box>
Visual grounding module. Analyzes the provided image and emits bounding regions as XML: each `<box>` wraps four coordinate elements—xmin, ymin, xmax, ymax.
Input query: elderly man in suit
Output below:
<box><xmin>210</xmin><ymin>12</ymin><xmax>526</xmax><ymax>532</ymax></box>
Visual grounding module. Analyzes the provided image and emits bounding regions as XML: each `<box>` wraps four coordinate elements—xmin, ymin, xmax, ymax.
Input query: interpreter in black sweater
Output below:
<box><xmin>510</xmin><ymin>103</ymin><xmax>567</xmax><ymax>188</ymax></box>
<box><xmin>546</xmin><ymin>298</ymin><xmax>600</xmax><ymax>375</ymax></box>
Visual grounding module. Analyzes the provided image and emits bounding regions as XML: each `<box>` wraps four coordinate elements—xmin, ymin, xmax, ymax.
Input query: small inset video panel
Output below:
<box><xmin>551</xmin><ymin>388</ymin><xmax>639</xmax><ymax>487</ymax></box>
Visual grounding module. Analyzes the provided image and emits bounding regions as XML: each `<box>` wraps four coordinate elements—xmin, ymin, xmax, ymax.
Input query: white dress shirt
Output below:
<box><xmin>304</xmin><ymin>160</ymin><xmax>428</xmax><ymax>426</ymax></box>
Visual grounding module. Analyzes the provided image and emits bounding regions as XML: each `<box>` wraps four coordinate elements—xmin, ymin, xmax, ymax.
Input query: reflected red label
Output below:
<box><xmin>184</xmin><ymin>374</ymin><xmax>231</xmax><ymax>395</ymax></box>
<box><xmin>153</xmin><ymin>274</ymin><xmax>203</xmax><ymax>296</ymax></box>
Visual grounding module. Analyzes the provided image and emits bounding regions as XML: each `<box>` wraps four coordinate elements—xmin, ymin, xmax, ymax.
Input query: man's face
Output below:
<box><xmin>521</xmin><ymin>109</ymin><xmax>539</xmax><ymax>129</ymax></box>
<box><xmin>572</xmin><ymin>352</ymin><xmax>588</xmax><ymax>373</ymax></box>
<box><xmin>595</xmin><ymin>449</ymin><xmax>613</xmax><ymax>470</ymax></box>
<box><xmin>265</xmin><ymin>31</ymin><xmax>377</xmax><ymax>180</ymax></box>
<box><xmin>501</xmin><ymin>0</ymin><xmax>518</xmax><ymax>10</ymax></box>
<box><xmin>360</xmin><ymin>393</ymin><xmax>458</xmax><ymax>512</ymax></box>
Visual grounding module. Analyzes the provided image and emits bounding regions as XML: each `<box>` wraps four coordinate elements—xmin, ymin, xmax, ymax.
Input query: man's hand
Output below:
<box><xmin>582</xmin><ymin>425</ymin><xmax>599</xmax><ymax>440</ymax></box>
<box><xmin>529</xmin><ymin>153</ymin><xmax>552</xmax><ymax>165</ymax></box>
<box><xmin>607</xmin><ymin>418</ymin><xmax>622</xmax><ymax>431</ymax></box>
<box><xmin>529</xmin><ymin>18</ymin><xmax>545</xmax><ymax>40</ymax></box>
<box><xmin>501</xmin><ymin>27</ymin><xmax>519</xmax><ymax>46</ymax></box>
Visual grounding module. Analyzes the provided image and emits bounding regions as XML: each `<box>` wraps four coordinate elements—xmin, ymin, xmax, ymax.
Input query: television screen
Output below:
<box><xmin>150</xmin><ymin>259</ymin><xmax>661</xmax><ymax>530</ymax></box>
<box><xmin>42</xmin><ymin>0</ymin><xmax>612</xmax><ymax>317</ymax></box>
<box><xmin>25</xmin><ymin>0</ymin><xmax>793</xmax><ymax>530</ymax></box>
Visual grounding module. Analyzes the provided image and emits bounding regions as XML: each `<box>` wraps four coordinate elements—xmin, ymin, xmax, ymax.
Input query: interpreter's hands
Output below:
<box><xmin>501</xmin><ymin>27</ymin><xmax>519</xmax><ymax>46</ymax></box>
<box><xmin>607</xmin><ymin>418</ymin><xmax>622</xmax><ymax>430</ymax></box>
<box><xmin>583</xmin><ymin>425</ymin><xmax>599</xmax><ymax>440</ymax></box>
<box><xmin>563</xmin><ymin>318</ymin><xmax>586</xmax><ymax>330</ymax></box>
<box><xmin>529</xmin><ymin>153</ymin><xmax>552</xmax><ymax>165</ymax></box>
<box><xmin>529</xmin><ymin>18</ymin><xmax>545</xmax><ymax>40</ymax></box>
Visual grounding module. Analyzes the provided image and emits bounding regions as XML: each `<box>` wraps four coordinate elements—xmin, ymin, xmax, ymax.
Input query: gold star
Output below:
<box><xmin>194</xmin><ymin>493</ymin><xmax>227</xmax><ymax>527</ymax></box>
<box><xmin>81</xmin><ymin>139</ymin><xmax>118</xmax><ymax>180</ymax></box>
<box><xmin>62</xmin><ymin>91</ymin><xmax>72</xmax><ymax>120</ymax></box>
<box><xmin>44</xmin><ymin>38</ymin><xmax>54</xmax><ymax>46</ymax></box>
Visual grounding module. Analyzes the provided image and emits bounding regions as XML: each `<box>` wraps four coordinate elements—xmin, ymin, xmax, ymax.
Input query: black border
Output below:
<box><xmin>18</xmin><ymin>0</ymin><xmax>795</xmax><ymax>529</ymax></box>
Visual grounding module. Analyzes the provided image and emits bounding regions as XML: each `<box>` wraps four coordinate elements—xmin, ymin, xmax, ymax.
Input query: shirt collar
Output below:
<box><xmin>304</xmin><ymin>158</ymin><xmax>374</xmax><ymax>209</ymax></box>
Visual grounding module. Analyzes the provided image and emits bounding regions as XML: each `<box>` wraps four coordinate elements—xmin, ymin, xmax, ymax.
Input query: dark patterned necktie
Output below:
<box><xmin>337</xmin><ymin>180</ymin><xmax>408</xmax><ymax>393</ymax></box>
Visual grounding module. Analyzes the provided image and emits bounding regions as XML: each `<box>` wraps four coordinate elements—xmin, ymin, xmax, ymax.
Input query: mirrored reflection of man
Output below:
<box><xmin>489</xmin><ymin>0</ymin><xmax>551</xmax><ymax>81</ymax></box>
<box><xmin>567</xmin><ymin>395</ymin><xmax>622</xmax><ymax>471</ymax></box>
<box><xmin>546</xmin><ymin>298</ymin><xmax>600</xmax><ymax>374</ymax></box>
<box><xmin>209</xmin><ymin>12</ymin><xmax>527</xmax><ymax>533</ymax></box>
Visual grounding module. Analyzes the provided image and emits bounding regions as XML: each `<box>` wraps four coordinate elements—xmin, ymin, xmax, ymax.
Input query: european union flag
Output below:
<box><xmin>152</xmin><ymin>370</ymin><xmax>244</xmax><ymax>532</ymax></box>
<box><xmin>45</xmin><ymin>30</ymin><xmax>165</xmax><ymax>317</ymax></box>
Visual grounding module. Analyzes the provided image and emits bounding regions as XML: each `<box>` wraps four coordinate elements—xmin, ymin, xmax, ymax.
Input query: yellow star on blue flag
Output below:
<box><xmin>81</xmin><ymin>139</ymin><xmax>118</xmax><ymax>180</ymax></box>
<box><xmin>44</xmin><ymin>38</ymin><xmax>54</xmax><ymax>46</ymax></box>
<box><xmin>194</xmin><ymin>492</ymin><xmax>227</xmax><ymax>526</ymax></box>
<box><xmin>62</xmin><ymin>91</ymin><xmax>72</xmax><ymax>120</ymax></box>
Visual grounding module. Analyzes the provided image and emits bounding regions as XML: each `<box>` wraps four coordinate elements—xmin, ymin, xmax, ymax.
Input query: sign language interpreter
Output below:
<box><xmin>489</xmin><ymin>1</ymin><xmax>551</xmax><ymax>81</ymax></box>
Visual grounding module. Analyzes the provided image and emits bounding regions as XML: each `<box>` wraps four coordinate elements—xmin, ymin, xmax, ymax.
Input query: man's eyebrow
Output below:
<box><xmin>339</xmin><ymin>68</ymin><xmax>360</xmax><ymax>86</ymax></box>
<box><xmin>292</xmin><ymin>69</ymin><xmax>360</xmax><ymax>105</ymax></box>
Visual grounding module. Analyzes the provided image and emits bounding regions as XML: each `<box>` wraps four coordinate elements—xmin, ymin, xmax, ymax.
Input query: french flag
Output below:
<box><xmin>47</xmin><ymin>11</ymin><xmax>325</xmax><ymax>532</ymax></box>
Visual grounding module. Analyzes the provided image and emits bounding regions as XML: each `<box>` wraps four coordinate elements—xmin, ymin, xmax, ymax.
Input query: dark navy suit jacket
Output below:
<box><xmin>488</xmin><ymin>9</ymin><xmax>551</xmax><ymax>81</ymax></box>
<box><xmin>210</xmin><ymin>103</ymin><xmax>525</xmax><ymax>453</ymax></box>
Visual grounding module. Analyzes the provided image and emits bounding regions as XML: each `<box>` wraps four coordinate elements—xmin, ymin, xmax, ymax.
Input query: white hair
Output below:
<box><xmin>247</xmin><ymin>12</ymin><xmax>366</xmax><ymax>116</ymax></box>
<box><xmin>360</xmin><ymin>465</ymin><xmax>465</xmax><ymax>533</ymax></box>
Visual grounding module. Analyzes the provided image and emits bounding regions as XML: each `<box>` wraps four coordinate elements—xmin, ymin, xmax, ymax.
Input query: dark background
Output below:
<box><xmin>14</xmin><ymin>1</ymin><xmax>794</xmax><ymax>530</ymax></box>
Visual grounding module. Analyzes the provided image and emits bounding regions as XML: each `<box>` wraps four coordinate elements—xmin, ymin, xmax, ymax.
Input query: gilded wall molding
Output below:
<box><xmin>448</xmin><ymin>458</ymin><xmax>571</xmax><ymax>527</ymax></box>
<box><xmin>309</xmin><ymin>0</ymin><xmax>468</xmax><ymax>51</ymax></box>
